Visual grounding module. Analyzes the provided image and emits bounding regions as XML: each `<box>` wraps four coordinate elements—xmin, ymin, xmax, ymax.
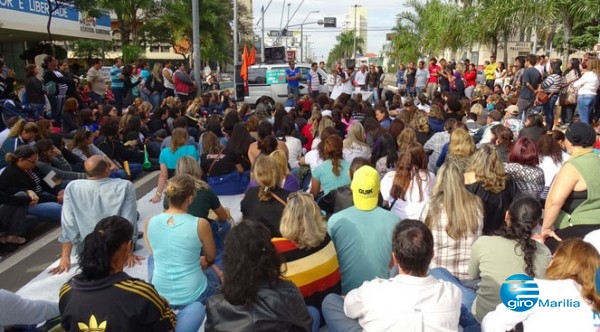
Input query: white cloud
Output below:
<box><xmin>251</xmin><ymin>0</ymin><xmax>398</xmax><ymax>63</ymax></box>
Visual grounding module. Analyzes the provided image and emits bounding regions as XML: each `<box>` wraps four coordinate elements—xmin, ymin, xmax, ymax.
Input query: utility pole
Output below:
<box><xmin>192</xmin><ymin>0</ymin><xmax>201</xmax><ymax>95</ymax></box>
<box><xmin>233</xmin><ymin>0</ymin><xmax>237</xmax><ymax>89</ymax></box>
<box><xmin>261</xmin><ymin>6</ymin><xmax>265</xmax><ymax>63</ymax></box>
<box><xmin>353</xmin><ymin>4</ymin><xmax>361</xmax><ymax>59</ymax></box>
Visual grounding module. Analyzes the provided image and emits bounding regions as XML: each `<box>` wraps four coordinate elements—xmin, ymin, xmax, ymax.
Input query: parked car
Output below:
<box><xmin>243</xmin><ymin>63</ymin><xmax>329</xmax><ymax>106</ymax></box>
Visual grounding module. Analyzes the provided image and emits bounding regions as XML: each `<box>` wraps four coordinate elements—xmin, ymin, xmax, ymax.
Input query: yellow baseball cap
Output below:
<box><xmin>351</xmin><ymin>166</ymin><xmax>380</xmax><ymax>211</ymax></box>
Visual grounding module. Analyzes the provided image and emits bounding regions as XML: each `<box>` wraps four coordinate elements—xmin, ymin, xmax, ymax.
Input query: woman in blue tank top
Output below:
<box><xmin>145</xmin><ymin>174</ymin><xmax>216</xmax><ymax>332</ymax></box>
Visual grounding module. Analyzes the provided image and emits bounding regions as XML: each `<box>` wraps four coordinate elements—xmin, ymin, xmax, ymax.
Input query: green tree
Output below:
<box><xmin>99</xmin><ymin>0</ymin><xmax>154</xmax><ymax>46</ymax></box>
<box><xmin>546</xmin><ymin>0</ymin><xmax>600</xmax><ymax>61</ymax></box>
<box><xmin>326</xmin><ymin>31</ymin><xmax>364</xmax><ymax>66</ymax></box>
<box><xmin>44</xmin><ymin>0</ymin><xmax>100</xmax><ymax>56</ymax></box>
<box><xmin>71</xmin><ymin>40</ymin><xmax>112</xmax><ymax>63</ymax></box>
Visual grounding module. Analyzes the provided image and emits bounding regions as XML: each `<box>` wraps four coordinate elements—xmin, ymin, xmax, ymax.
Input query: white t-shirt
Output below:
<box><xmin>304</xmin><ymin>149</ymin><xmax>323</xmax><ymax>172</ymax></box>
<box><xmin>538</xmin><ymin>154</ymin><xmax>567</xmax><ymax>198</ymax></box>
<box><xmin>380</xmin><ymin>170</ymin><xmax>435</xmax><ymax>220</ymax></box>
<box><xmin>342</xmin><ymin>72</ymin><xmax>354</xmax><ymax>94</ymax></box>
<box><xmin>344</xmin><ymin>274</ymin><xmax>461</xmax><ymax>332</ymax></box>
<box><xmin>0</xmin><ymin>128</ymin><xmax>10</xmax><ymax>147</ymax></box>
<box><xmin>284</xmin><ymin>136</ymin><xmax>302</xmax><ymax>169</ymax></box>
<box><xmin>355</xmin><ymin>70</ymin><xmax>367</xmax><ymax>85</ymax></box>
<box><xmin>163</xmin><ymin>67</ymin><xmax>175</xmax><ymax>89</ymax></box>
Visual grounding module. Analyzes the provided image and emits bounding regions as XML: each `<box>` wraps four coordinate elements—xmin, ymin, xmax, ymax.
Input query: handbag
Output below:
<box><xmin>536</xmin><ymin>90</ymin><xmax>550</xmax><ymax>104</ymax></box>
<box><xmin>206</xmin><ymin>148</ymin><xmax>246</xmax><ymax>195</ymax></box>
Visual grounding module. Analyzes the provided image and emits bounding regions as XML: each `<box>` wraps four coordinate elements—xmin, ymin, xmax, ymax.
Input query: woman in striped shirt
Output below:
<box><xmin>540</xmin><ymin>62</ymin><xmax>563</xmax><ymax>131</ymax></box>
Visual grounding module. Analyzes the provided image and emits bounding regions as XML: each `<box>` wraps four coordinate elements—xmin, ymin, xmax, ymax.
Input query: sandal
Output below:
<box><xmin>5</xmin><ymin>236</ymin><xmax>27</xmax><ymax>245</ymax></box>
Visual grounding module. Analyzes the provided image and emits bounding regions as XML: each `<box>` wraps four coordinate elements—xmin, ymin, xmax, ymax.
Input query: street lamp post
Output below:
<box><xmin>353</xmin><ymin>4</ymin><xmax>361</xmax><ymax>59</ymax></box>
<box><xmin>300</xmin><ymin>10</ymin><xmax>319</xmax><ymax>63</ymax></box>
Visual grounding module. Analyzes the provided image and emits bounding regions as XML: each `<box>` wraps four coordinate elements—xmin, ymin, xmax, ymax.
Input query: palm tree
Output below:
<box><xmin>546</xmin><ymin>0</ymin><xmax>600</xmax><ymax>62</ymax></box>
<box><xmin>327</xmin><ymin>31</ymin><xmax>364</xmax><ymax>64</ymax></box>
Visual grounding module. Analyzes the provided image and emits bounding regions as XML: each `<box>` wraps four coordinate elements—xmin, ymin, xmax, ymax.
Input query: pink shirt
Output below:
<box><xmin>428</xmin><ymin>65</ymin><xmax>441</xmax><ymax>83</ymax></box>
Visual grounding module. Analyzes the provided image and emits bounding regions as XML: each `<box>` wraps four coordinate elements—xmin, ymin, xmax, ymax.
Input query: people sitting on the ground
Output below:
<box><xmin>0</xmin><ymin>189</ymin><xmax>37</xmax><ymax>248</ymax></box>
<box><xmin>150</xmin><ymin>128</ymin><xmax>198</xmax><ymax>204</ymax></box>
<box><xmin>206</xmin><ymin>220</ymin><xmax>313</xmax><ymax>332</ymax></box>
<box><xmin>504</xmin><ymin>136</ymin><xmax>545</xmax><ymax>198</ymax></box>
<box><xmin>248</xmin><ymin>120</ymin><xmax>289</xmax><ymax>165</ymax></box>
<box><xmin>467</xmin><ymin>196</ymin><xmax>550</xmax><ymax>325</ymax></box>
<box><xmin>464</xmin><ymin>144</ymin><xmax>517</xmax><ymax>234</ymax></box>
<box><xmin>34</xmin><ymin>139</ymin><xmax>86</xmax><ymax>183</ymax></box>
<box><xmin>95</xmin><ymin>117</ymin><xmax>146</xmax><ymax>178</ymax></box>
<box><xmin>0</xmin><ymin>289</ymin><xmax>59</xmax><ymax>331</ymax></box>
<box><xmin>49</xmin><ymin>133</ymin><xmax>84</xmax><ymax>173</ymax></box>
<box><xmin>145</xmin><ymin>174</ymin><xmax>217</xmax><ymax>332</ymax></box>
<box><xmin>342</xmin><ymin>122</ymin><xmax>371</xmax><ymax>162</ymax></box>
<box><xmin>200</xmin><ymin>131</ymin><xmax>247</xmax><ymax>195</ymax></box>
<box><xmin>59</xmin><ymin>216</ymin><xmax>176</xmax><ymax>331</ymax></box>
<box><xmin>381</xmin><ymin>142</ymin><xmax>435</xmax><ymax>219</ymax></box>
<box><xmin>482</xmin><ymin>239</ymin><xmax>600</xmax><ymax>332</ymax></box>
<box><xmin>69</xmin><ymin>127</ymin><xmax>128</xmax><ymax>180</ymax></box>
<box><xmin>240</xmin><ymin>155</ymin><xmax>291</xmax><ymax>237</ymax></box>
<box><xmin>322</xmin><ymin>219</ymin><xmax>461</xmax><ymax>331</ymax></box>
<box><xmin>272</xmin><ymin>190</ymin><xmax>342</xmax><ymax>326</ymax></box>
<box><xmin>327</xmin><ymin>165</ymin><xmax>400</xmax><ymax>294</ymax></box>
<box><xmin>319</xmin><ymin>157</ymin><xmax>385</xmax><ymax>218</ymax></box>
<box><xmin>0</xmin><ymin>145</ymin><xmax>62</xmax><ymax>223</ymax></box>
<box><xmin>50</xmin><ymin>155</ymin><xmax>140</xmax><ymax>275</ymax></box>
<box><xmin>0</xmin><ymin>119</ymin><xmax>38</xmax><ymax>169</ymax></box>
<box><xmin>166</xmin><ymin>156</ymin><xmax>231</xmax><ymax>253</ymax></box>
<box><xmin>248</xmin><ymin>150</ymin><xmax>300</xmax><ymax>192</ymax></box>
<box><xmin>423</xmin><ymin>161</ymin><xmax>483</xmax><ymax>280</ymax></box>
<box><xmin>542</xmin><ymin>121</ymin><xmax>600</xmax><ymax>252</ymax></box>
<box><xmin>310</xmin><ymin>135</ymin><xmax>351</xmax><ymax>199</ymax></box>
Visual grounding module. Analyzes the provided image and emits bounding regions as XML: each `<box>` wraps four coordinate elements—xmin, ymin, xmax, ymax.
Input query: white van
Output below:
<box><xmin>244</xmin><ymin>63</ymin><xmax>329</xmax><ymax>106</ymax></box>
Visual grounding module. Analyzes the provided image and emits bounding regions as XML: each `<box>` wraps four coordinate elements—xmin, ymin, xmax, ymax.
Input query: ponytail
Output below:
<box><xmin>75</xmin><ymin>216</ymin><xmax>133</xmax><ymax>282</ymax></box>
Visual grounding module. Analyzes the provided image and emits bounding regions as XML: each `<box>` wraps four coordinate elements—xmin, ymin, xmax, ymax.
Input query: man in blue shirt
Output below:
<box><xmin>327</xmin><ymin>165</ymin><xmax>400</xmax><ymax>294</ymax></box>
<box><xmin>49</xmin><ymin>155</ymin><xmax>140</xmax><ymax>275</ymax></box>
<box><xmin>110</xmin><ymin>58</ymin><xmax>124</xmax><ymax>114</ymax></box>
<box><xmin>285</xmin><ymin>61</ymin><xmax>301</xmax><ymax>100</ymax></box>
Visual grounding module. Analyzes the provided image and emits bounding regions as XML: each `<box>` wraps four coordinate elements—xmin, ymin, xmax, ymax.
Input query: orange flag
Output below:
<box><xmin>240</xmin><ymin>45</ymin><xmax>249</xmax><ymax>81</ymax></box>
<box><xmin>249</xmin><ymin>46</ymin><xmax>256</xmax><ymax>65</ymax></box>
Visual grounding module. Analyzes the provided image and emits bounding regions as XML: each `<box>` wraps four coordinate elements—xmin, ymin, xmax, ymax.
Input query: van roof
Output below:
<box><xmin>249</xmin><ymin>62</ymin><xmax>314</xmax><ymax>69</ymax></box>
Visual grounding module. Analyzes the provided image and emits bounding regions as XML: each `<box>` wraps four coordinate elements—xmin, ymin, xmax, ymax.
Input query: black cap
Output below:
<box><xmin>566</xmin><ymin>122</ymin><xmax>596</xmax><ymax>147</ymax></box>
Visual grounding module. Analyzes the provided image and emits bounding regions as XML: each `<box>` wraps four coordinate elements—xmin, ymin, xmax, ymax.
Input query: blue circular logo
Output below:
<box><xmin>500</xmin><ymin>274</ymin><xmax>539</xmax><ymax>312</ymax></box>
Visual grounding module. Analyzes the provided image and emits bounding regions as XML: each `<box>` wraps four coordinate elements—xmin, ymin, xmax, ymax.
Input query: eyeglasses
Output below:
<box><xmin>287</xmin><ymin>191</ymin><xmax>313</xmax><ymax>202</ymax></box>
<box><xmin>24</xmin><ymin>158</ymin><xmax>38</xmax><ymax>164</ymax></box>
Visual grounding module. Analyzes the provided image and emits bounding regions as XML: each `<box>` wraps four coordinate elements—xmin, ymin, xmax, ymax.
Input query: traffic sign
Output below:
<box><xmin>323</xmin><ymin>17</ymin><xmax>336</xmax><ymax>28</ymax></box>
<box><xmin>269</xmin><ymin>30</ymin><xmax>293</xmax><ymax>37</ymax></box>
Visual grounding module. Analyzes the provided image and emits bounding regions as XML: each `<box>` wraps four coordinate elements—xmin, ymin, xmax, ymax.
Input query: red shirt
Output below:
<box><xmin>428</xmin><ymin>65</ymin><xmax>441</xmax><ymax>83</ymax></box>
<box><xmin>464</xmin><ymin>69</ymin><xmax>477</xmax><ymax>87</ymax></box>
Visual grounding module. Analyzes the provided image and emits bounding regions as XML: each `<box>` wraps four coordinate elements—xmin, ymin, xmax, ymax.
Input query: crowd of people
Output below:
<box><xmin>0</xmin><ymin>51</ymin><xmax>600</xmax><ymax>332</ymax></box>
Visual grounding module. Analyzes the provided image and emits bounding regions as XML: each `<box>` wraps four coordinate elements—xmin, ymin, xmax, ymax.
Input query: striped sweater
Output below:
<box><xmin>272</xmin><ymin>235</ymin><xmax>342</xmax><ymax>310</ymax></box>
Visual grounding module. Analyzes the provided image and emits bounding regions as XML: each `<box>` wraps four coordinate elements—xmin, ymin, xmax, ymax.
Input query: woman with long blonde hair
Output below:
<box><xmin>381</xmin><ymin>142</ymin><xmax>434</xmax><ymax>219</ymax></box>
<box><xmin>437</xmin><ymin>128</ymin><xmax>475</xmax><ymax>171</ymax></box>
<box><xmin>273</xmin><ymin>191</ymin><xmax>341</xmax><ymax>324</ymax></box>
<box><xmin>464</xmin><ymin>144</ymin><xmax>517</xmax><ymax>234</ymax></box>
<box><xmin>482</xmin><ymin>239</ymin><xmax>599</xmax><ymax>331</ymax></box>
<box><xmin>342</xmin><ymin>122</ymin><xmax>371</xmax><ymax>162</ymax></box>
<box><xmin>424</xmin><ymin>161</ymin><xmax>483</xmax><ymax>279</ymax></box>
<box><xmin>146</xmin><ymin>63</ymin><xmax>165</xmax><ymax>108</ymax></box>
<box><xmin>240</xmin><ymin>155</ymin><xmax>291</xmax><ymax>237</ymax></box>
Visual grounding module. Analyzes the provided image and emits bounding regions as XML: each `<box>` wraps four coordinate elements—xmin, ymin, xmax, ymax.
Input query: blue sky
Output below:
<box><xmin>251</xmin><ymin>0</ymin><xmax>398</xmax><ymax>62</ymax></box>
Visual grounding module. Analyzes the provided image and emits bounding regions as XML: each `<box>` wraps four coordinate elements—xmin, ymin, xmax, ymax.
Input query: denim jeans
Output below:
<box><xmin>368</xmin><ymin>86</ymin><xmax>379</xmax><ymax>104</ymax></box>
<box><xmin>321</xmin><ymin>294</ymin><xmax>362</xmax><ymax>332</ymax></box>
<box><xmin>29</xmin><ymin>103</ymin><xmax>45</xmax><ymax>120</ymax></box>
<box><xmin>148</xmin><ymin>93</ymin><xmax>162</xmax><ymax>109</ymax></box>
<box><xmin>27</xmin><ymin>202</ymin><xmax>62</xmax><ymax>223</ymax></box>
<box><xmin>415</xmin><ymin>86</ymin><xmax>425</xmax><ymax>98</ymax></box>
<box><xmin>48</xmin><ymin>96</ymin><xmax>64</xmax><ymax>127</ymax></box>
<box><xmin>429</xmin><ymin>267</ymin><xmax>480</xmax><ymax>331</ymax></box>
<box><xmin>89</xmin><ymin>91</ymin><xmax>103</xmax><ymax>105</ymax></box>
<box><xmin>288</xmin><ymin>86</ymin><xmax>300</xmax><ymax>100</ymax></box>
<box><xmin>543</xmin><ymin>94</ymin><xmax>559</xmax><ymax>131</ymax></box>
<box><xmin>577</xmin><ymin>94</ymin><xmax>596</xmax><ymax>124</ymax></box>
<box><xmin>307</xmin><ymin>305</ymin><xmax>320</xmax><ymax>332</ymax></box>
